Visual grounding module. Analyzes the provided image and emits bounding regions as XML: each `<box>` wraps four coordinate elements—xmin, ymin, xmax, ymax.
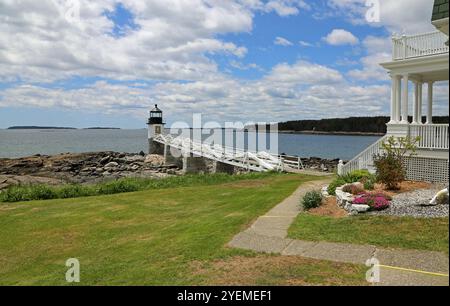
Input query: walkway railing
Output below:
<box><xmin>153</xmin><ymin>134</ymin><xmax>305</xmax><ymax>172</ymax></box>
<box><xmin>392</xmin><ymin>31</ymin><xmax>449</xmax><ymax>60</ymax></box>
<box><xmin>410</xmin><ymin>124</ymin><xmax>449</xmax><ymax>150</ymax></box>
<box><xmin>338</xmin><ymin>136</ymin><xmax>387</xmax><ymax>175</ymax></box>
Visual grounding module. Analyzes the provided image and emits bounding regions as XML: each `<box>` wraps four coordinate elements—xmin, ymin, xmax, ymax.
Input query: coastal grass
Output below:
<box><xmin>0</xmin><ymin>172</ymin><xmax>279</xmax><ymax>203</ymax></box>
<box><xmin>0</xmin><ymin>173</ymin><xmax>367</xmax><ymax>285</ymax></box>
<box><xmin>288</xmin><ymin>214</ymin><xmax>449</xmax><ymax>253</ymax></box>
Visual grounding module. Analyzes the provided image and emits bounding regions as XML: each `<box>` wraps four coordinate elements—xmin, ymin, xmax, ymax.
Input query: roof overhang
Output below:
<box><xmin>380</xmin><ymin>53</ymin><xmax>449</xmax><ymax>82</ymax></box>
<box><xmin>433</xmin><ymin>17</ymin><xmax>449</xmax><ymax>36</ymax></box>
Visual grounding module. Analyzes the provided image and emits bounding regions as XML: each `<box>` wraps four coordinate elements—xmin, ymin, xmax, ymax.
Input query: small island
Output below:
<box><xmin>7</xmin><ymin>126</ymin><xmax>121</xmax><ymax>130</ymax></box>
<box><xmin>7</xmin><ymin>126</ymin><xmax>77</xmax><ymax>130</ymax></box>
<box><xmin>84</xmin><ymin>127</ymin><xmax>121</xmax><ymax>130</ymax></box>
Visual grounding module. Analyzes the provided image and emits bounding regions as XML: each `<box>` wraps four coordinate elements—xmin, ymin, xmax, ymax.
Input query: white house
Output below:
<box><xmin>340</xmin><ymin>0</ymin><xmax>449</xmax><ymax>183</ymax></box>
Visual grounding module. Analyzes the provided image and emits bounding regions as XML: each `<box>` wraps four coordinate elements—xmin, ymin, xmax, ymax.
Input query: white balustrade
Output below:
<box><xmin>392</xmin><ymin>31</ymin><xmax>449</xmax><ymax>60</ymax></box>
<box><xmin>410</xmin><ymin>124</ymin><xmax>449</xmax><ymax>150</ymax></box>
<box><xmin>339</xmin><ymin>136</ymin><xmax>387</xmax><ymax>175</ymax></box>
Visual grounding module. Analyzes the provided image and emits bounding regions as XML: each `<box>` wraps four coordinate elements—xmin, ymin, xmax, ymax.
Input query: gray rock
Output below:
<box><xmin>126</xmin><ymin>155</ymin><xmax>145</xmax><ymax>163</ymax></box>
<box><xmin>104</xmin><ymin>162</ymin><xmax>119</xmax><ymax>169</ymax></box>
<box><xmin>351</xmin><ymin>204</ymin><xmax>370</xmax><ymax>213</ymax></box>
<box><xmin>99</xmin><ymin>156</ymin><xmax>111</xmax><ymax>165</ymax></box>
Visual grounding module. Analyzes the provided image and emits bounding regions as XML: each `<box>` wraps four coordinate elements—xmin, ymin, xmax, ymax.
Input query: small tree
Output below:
<box><xmin>373</xmin><ymin>136</ymin><xmax>420</xmax><ymax>190</ymax></box>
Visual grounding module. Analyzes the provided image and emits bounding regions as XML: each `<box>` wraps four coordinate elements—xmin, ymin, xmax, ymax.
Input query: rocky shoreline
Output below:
<box><xmin>0</xmin><ymin>152</ymin><xmax>178</xmax><ymax>191</ymax></box>
<box><xmin>0</xmin><ymin>152</ymin><xmax>339</xmax><ymax>191</ymax></box>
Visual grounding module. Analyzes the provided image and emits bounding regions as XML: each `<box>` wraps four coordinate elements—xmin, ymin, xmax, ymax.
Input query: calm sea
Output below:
<box><xmin>0</xmin><ymin>129</ymin><xmax>381</xmax><ymax>160</ymax></box>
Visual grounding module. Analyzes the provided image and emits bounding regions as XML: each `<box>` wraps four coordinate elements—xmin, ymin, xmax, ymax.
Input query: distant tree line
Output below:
<box><xmin>276</xmin><ymin>116</ymin><xmax>449</xmax><ymax>134</ymax></box>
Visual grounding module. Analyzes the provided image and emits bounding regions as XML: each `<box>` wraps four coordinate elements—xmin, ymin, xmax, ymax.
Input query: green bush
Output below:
<box><xmin>374</xmin><ymin>136</ymin><xmax>420</xmax><ymax>190</ymax></box>
<box><xmin>363</xmin><ymin>178</ymin><xmax>376</xmax><ymax>191</ymax></box>
<box><xmin>98</xmin><ymin>178</ymin><xmax>147</xmax><ymax>195</ymax></box>
<box><xmin>359</xmin><ymin>173</ymin><xmax>377</xmax><ymax>190</ymax></box>
<box><xmin>58</xmin><ymin>184</ymin><xmax>94</xmax><ymax>199</ymax></box>
<box><xmin>340</xmin><ymin>170</ymin><xmax>372</xmax><ymax>184</ymax></box>
<box><xmin>327</xmin><ymin>178</ymin><xmax>346</xmax><ymax>196</ymax></box>
<box><xmin>302</xmin><ymin>190</ymin><xmax>323</xmax><ymax>210</ymax></box>
<box><xmin>0</xmin><ymin>186</ymin><xmax>28</xmax><ymax>202</ymax></box>
<box><xmin>328</xmin><ymin>170</ymin><xmax>377</xmax><ymax>196</ymax></box>
<box><xmin>374</xmin><ymin>154</ymin><xmax>405</xmax><ymax>190</ymax></box>
<box><xmin>28</xmin><ymin>185</ymin><xmax>58</xmax><ymax>200</ymax></box>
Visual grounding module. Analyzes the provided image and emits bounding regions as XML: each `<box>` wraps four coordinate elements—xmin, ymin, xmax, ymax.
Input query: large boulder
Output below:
<box><xmin>104</xmin><ymin>162</ymin><xmax>119</xmax><ymax>170</ymax></box>
<box><xmin>144</xmin><ymin>155</ymin><xmax>165</xmax><ymax>166</ymax></box>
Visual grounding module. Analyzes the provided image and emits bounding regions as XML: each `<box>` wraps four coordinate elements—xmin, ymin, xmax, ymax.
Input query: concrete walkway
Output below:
<box><xmin>228</xmin><ymin>179</ymin><xmax>449</xmax><ymax>286</ymax></box>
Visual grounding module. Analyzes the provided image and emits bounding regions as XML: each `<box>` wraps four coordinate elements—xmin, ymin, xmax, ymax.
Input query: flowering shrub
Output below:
<box><xmin>353</xmin><ymin>192</ymin><xmax>391</xmax><ymax>211</ymax></box>
<box><xmin>373</xmin><ymin>136</ymin><xmax>420</xmax><ymax>190</ymax></box>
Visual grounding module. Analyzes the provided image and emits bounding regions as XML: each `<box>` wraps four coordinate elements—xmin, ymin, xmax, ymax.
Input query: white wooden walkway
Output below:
<box><xmin>153</xmin><ymin>134</ymin><xmax>305</xmax><ymax>173</ymax></box>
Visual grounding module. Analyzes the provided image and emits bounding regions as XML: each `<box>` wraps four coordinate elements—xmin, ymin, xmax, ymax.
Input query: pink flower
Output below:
<box><xmin>351</xmin><ymin>192</ymin><xmax>391</xmax><ymax>211</ymax></box>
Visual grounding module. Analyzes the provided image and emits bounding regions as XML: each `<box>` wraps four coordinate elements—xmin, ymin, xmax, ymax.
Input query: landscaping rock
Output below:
<box><xmin>351</xmin><ymin>204</ymin><xmax>370</xmax><ymax>213</ymax></box>
<box><xmin>321</xmin><ymin>186</ymin><xmax>330</xmax><ymax>198</ymax></box>
<box><xmin>370</xmin><ymin>188</ymin><xmax>449</xmax><ymax>218</ymax></box>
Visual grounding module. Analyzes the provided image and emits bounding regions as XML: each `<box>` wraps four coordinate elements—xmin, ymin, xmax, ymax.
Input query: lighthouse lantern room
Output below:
<box><xmin>147</xmin><ymin>104</ymin><xmax>165</xmax><ymax>139</ymax></box>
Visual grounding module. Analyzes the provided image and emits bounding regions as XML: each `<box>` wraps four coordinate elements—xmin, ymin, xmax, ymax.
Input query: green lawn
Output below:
<box><xmin>0</xmin><ymin>174</ymin><xmax>366</xmax><ymax>286</ymax></box>
<box><xmin>289</xmin><ymin>214</ymin><xmax>449</xmax><ymax>254</ymax></box>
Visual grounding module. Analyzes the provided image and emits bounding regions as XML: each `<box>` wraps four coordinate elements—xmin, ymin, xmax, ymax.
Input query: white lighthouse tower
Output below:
<box><xmin>147</xmin><ymin>104</ymin><xmax>165</xmax><ymax>154</ymax></box>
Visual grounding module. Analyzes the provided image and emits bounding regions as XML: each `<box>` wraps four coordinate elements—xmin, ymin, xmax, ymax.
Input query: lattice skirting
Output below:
<box><xmin>404</xmin><ymin>156</ymin><xmax>449</xmax><ymax>183</ymax></box>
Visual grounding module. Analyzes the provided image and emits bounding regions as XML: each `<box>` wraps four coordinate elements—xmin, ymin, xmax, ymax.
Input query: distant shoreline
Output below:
<box><xmin>7</xmin><ymin>126</ymin><xmax>121</xmax><ymax>130</ymax></box>
<box><xmin>278</xmin><ymin>130</ymin><xmax>385</xmax><ymax>137</ymax></box>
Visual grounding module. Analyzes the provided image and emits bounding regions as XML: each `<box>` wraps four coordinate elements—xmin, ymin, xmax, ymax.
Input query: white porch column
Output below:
<box><xmin>401</xmin><ymin>74</ymin><xmax>409</xmax><ymax>124</ymax></box>
<box><xmin>418</xmin><ymin>82</ymin><xmax>423</xmax><ymax>124</ymax></box>
<box><xmin>395</xmin><ymin>75</ymin><xmax>402</xmax><ymax>122</ymax></box>
<box><xmin>389</xmin><ymin>74</ymin><xmax>397</xmax><ymax>123</ymax></box>
<box><xmin>412</xmin><ymin>81</ymin><xmax>419</xmax><ymax>124</ymax></box>
<box><xmin>426</xmin><ymin>81</ymin><xmax>434</xmax><ymax>124</ymax></box>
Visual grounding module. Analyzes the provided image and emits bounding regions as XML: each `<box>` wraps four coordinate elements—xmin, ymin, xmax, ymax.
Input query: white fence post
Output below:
<box><xmin>337</xmin><ymin>160</ymin><xmax>344</xmax><ymax>176</ymax></box>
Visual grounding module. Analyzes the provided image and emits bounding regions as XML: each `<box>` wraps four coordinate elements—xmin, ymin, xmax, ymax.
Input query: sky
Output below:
<box><xmin>0</xmin><ymin>0</ymin><xmax>448</xmax><ymax>128</ymax></box>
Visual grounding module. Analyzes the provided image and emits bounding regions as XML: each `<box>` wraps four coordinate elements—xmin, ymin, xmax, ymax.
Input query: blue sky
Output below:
<box><xmin>0</xmin><ymin>0</ymin><xmax>447</xmax><ymax>128</ymax></box>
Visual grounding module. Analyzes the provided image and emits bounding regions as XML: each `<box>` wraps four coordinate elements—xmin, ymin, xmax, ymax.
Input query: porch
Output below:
<box><xmin>383</xmin><ymin>30</ymin><xmax>449</xmax><ymax>151</ymax></box>
<box><xmin>339</xmin><ymin>30</ymin><xmax>449</xmax><ymax>182</ymax></box>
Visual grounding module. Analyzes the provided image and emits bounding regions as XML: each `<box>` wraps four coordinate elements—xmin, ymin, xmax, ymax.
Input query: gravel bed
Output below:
<box><xmin>369</xmin><ymin>188</ymin><xmax>449</xmax><ymax>218</ymax></box>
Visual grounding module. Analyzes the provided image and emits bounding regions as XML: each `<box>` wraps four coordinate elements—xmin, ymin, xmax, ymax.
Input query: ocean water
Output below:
<box><xmin>0</xmin><ymin>129</ymin><xmax>381</xmax><ymax>160</ymax></box>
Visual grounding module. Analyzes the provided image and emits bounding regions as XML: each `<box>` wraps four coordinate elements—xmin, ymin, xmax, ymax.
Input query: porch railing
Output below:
<box><xmin>338</xmin><ymin>136</ymin><xmax>387</xmax><ymax>175</ymax></box>
<box><xmin>392</xmin><ymin>31</ymin><xmax>449</xmax><ymax>60</ymax></box>
<box><xmin>410</xmin><ymin>124</ymin><xmax>449</xmax><ymax>150</ymax></box>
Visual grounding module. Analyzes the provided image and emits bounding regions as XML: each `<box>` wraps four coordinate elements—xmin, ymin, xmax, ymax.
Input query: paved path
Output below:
<box><xmin>228</xmin><ymin>179</ymin><xmax>449</xmax><ymax>286</ymax></box>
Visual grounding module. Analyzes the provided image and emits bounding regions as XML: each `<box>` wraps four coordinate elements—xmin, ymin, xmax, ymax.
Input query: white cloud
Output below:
<box><xmin>0</xmin><ymin>0</ymin><xmax>316</xmax><ymax>83</ymax></box>
<box><xmin>328</xmin><ymin>0</ymin><xmax>435</xmax><ymax>34</ymax></box>
<box><xmin>229</xmin><ymin>61</ymin><xmax>263</xmax><ymax>71</ymax></box>
<box><xmin>0</xmin><ymin>0</ymin><xmax>259</xmax><ymax>83</ymax></box>
<box><xmin>1</xmin><ymin>60</ymin><xmax>375</xmax><ymax>123</ymax></box>
<box><xmin>323</xmin><ymin>29</ymin><xmax>359</xmax><ymax>45</ymax></box>
<box><xmin>264</xmin><ymin>0</ymin><xmax>310</xmax><ymax>16</ymax></box>
<box><xmin>265</xmin><ymin>61</ymin><xmax>344</xmax><ymax>85</ymax></box>
<box><xmin>274</xmin><ymin>36</ymin><xmax>294</xmax><ymax>46</ymax></box>
<box><xmin>347</xmin><ymin>36</ymin><xmax>391</xmax><ymax>81</ymax></box>
<box><xmin>0</xmin><ymin>0</ymin><xmax>447</xmax><ymax>126</ymax></box>
<box><xmin>299</xmin><ymin>40</ymin><xmax>314</xmax><ymax>47</ymax></box>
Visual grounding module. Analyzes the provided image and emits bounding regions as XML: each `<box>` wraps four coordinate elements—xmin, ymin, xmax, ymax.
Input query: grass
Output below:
<box><xmin>0</xmin><ymin>173</ymin><xmax>367</xmax><ymax>285</ymax></box>
<box><xmin>289</xmin><ymin>214</ymin><xmax>449</xmax><ymax>254</ymax></box>
<box><xmin>0</xmin><ymin>172</ymin><xmax>280</xmax><ymax>203</ymax></box>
